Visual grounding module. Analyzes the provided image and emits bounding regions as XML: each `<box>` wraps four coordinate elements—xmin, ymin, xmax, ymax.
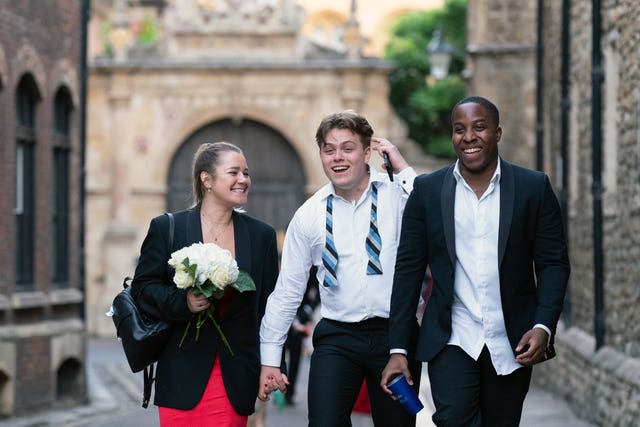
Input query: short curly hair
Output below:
<box><xmin>315</xmin><ymin>110</ymin><xmax>374</xmax><ymax>149</ymax></box>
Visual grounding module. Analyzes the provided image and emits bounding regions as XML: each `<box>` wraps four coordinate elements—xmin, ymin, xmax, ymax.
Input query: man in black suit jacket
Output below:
<box><xmin>381</xmin><ymin>96</ymin><xmax>570</xmax><ymax>426</ymax></box>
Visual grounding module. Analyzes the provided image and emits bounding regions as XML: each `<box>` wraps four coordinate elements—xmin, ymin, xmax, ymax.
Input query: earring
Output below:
<box><xmin>207</xmin><ymin>188</ymin><xmax>212</xmax><ymax>194</ymax></box>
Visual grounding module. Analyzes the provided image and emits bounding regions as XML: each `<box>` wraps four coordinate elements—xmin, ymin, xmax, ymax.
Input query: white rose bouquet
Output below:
<box><xmin>168</xmin><ymin>242</ymin><xmax>255</xmax><ymax>355</ymax></box>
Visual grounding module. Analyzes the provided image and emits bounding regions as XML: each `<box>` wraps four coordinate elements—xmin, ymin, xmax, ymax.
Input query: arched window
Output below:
<box><xmin>15</xmin><ymin>74</ymin><xmax>40</xmax><ymax>288</ymax></box>
<box><xmin>56</xmin><ymin>358</ymin><xmax>82</xmax><ymax>402</ymax></box>
<box><xmin>52</xmin><ymin>87</ymin><xmax>73</xmax><ymax>287</ymax></box>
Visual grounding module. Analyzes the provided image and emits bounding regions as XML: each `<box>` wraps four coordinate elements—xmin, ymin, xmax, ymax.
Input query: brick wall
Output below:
<box><xmin>15</xmin><ymin>336</ymin><xmax>51</xmax><ymax>413</ymax></box>
<box><xmin>0</xmin><ymin>0</ymin><xmax>86</xmax><ymax>417</ymax></box>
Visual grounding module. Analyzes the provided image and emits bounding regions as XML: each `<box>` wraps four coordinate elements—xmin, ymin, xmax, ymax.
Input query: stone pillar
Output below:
<box><xmin>465</xmin><ymin>0</ymin><xmax>537</xmax><ymax>169</ymax></box>
<box><xmin>91</xmin><ymin>75</ymin><xmax>138</xmax><ymax>335</ymax></box>
<box><xmin>92</xmin><ymin>222</ymin><xmax>138</xmax><ymax>337</ymax></box>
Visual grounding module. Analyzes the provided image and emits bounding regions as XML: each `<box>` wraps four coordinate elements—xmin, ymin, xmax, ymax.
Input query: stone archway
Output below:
<box><xmin>167</xmin><ymin>118</ymin><xmax>306</xmax><ymax>234</ymax></box>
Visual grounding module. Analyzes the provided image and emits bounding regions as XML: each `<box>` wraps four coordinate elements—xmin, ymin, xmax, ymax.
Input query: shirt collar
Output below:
<box><xmin>453</xmin><ymin>157</ymin><xmax>502</xmax><ymax>185</ymax></box>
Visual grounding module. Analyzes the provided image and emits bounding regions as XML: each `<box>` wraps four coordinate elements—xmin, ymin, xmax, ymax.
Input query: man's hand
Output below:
<box><xmin>371</xmin><ymin>137</ymin><xmax>409</xmax><ymax>173</ymax></box>
<box><xmin>380</xmin><ymin>353</ymin><xmax>412</xmax><ymax>398</ymax></box>
<box><xmin>257</xmin><ymin>365</ymin><xmax>289</xmax><ymax>402</ymax></box>
<box><xmin>515</xmin><ymin>328</ymin><xmax>549</xmax><ymax>366</ymax></box>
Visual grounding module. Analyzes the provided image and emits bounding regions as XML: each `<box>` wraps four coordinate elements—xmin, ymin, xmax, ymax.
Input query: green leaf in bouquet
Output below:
<box><xmin>199</xmin><ymin>283</ymin><xmax>213</xmax><ymax>298</ymax></box>
<box><xmin>192</xmin><ymin>283</ymin><xmax>204</xmax><ymax>297</ymax></box>
<box><xmin>233</xmin><ymin>271</ymin><xmax>256</xmax><ymax>292</ymax></box>
<box><xmin>183</xmin><ymin>259</ymin><xmax>198</xmax><ymax>278</ymax></box>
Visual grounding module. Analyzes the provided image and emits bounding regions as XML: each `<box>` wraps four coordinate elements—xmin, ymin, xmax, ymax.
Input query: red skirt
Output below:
<box><xmin>158</xmin><ymin>355</ymin><xmax>247</xmax><ymax>427</ymax></box>
<box><xmin>352</xmin><ymin>380</ymin><xmax>371</xmax><ymax>414</ymax></box>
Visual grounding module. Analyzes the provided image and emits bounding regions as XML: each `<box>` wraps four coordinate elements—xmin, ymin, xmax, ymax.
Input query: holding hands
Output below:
<box><xmin>257</xmin><ymin>365</ymin><xmax>289</xmax><ymax>402</ymax></box>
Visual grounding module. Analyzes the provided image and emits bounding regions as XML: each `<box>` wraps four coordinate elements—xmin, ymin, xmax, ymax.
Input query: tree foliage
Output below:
<box><xmin>385</xmin><ymin>0</ymin><xmax>468</xmax><ymax>158</ymax></box>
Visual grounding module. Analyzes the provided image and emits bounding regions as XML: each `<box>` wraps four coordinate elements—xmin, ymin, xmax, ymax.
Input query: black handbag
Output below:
<box><xmin>111</xmin><ymin>276</ymin><xmax>172</xmax><ymax>372</ymax></box>
<box><xmin>110</xmin><ymin>212</ymin><xmax>174</xmax><ymax>407</ymax></box>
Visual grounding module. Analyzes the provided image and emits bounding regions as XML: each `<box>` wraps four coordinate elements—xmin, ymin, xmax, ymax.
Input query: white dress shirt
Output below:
<box><xmin>449</xmin><ymin>159</ymin><xmax>550</xmax><ymax>376</ymax></box>
<box><xmin>260</xmin><ymin>167</ymin><xmax>416</xmax><ymax>367</ymax></box>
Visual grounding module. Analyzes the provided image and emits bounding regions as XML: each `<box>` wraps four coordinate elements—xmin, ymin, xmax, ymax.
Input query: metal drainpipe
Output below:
<box><xmin>79</xmin><ymin>0</ymin><xmax>89</xmax><ymax>323</ymax></box>
<box><xmin>79</xmin><ymin>0</ymin><xmax>90</xmax><ymax>405</ymax></box>
<box><xmin>560</xmin><ymin>0</ymin><xmax>571</xmax><ymax>326</ymax></box>
<box><xmin>591</xmin><ymin>0</ymin><xmax>605</xmax><ymax>350</ymax></box>
<box><xmin>535</xmin><ymin>0</ymin><xmax>544</xmax><ymax>171</ymax></box>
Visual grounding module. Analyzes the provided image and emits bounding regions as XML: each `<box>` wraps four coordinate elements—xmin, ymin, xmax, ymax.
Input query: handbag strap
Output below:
<box><xmin>141</xmin><ymin>212</ymin><xmax>174</xmax><ymax>409</ymax></box>
<box><xmin>166</xmin><ymin>212</ymin><xmax>174</xmax><ymax>252</ymax></box>
<box><xmin>142</xmin><ymin>364</ymin><xmax>155</xmax><ymax>408</ymax></box>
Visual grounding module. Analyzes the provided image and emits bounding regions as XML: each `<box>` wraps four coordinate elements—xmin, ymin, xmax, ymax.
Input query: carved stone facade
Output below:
<box><xmin>468</xmin><ymin>1</ymin><xmax>640</xmax><ymax>424</ymax></box>
<box><xmin>86</xmin><ymin>0</ymin><xmax>441</xmax><ymax>337</ymax></box>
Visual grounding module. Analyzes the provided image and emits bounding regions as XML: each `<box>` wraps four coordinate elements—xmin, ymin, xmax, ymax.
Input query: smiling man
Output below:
<box><xmin>381</xmin><ymin>96</ymin><xmax>570</xmax><ymax>426</ymax></box>
<box><xmin>259</xmin><ymin>110</ymin><xmax>421</xmax><ymax>426</ymax></box>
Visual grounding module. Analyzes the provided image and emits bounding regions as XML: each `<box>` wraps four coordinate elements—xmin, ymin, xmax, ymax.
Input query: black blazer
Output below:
<box><xmin>131</xmin><ymin>207</ymin><xmax>279</xmax><ymax>414</ymax></box>
<box><xmin>389</xmin><ymin>159</ymin><xmax>570</xmax><ymax>362</ymax></box>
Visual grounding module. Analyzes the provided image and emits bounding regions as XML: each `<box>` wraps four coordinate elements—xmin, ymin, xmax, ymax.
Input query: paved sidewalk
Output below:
<box><xmin>415</xmin><ymin>363</ymin><xmax>595</xmax><ymax>427</ymax></box>
<box><xmin>0</xmin><ymin>338</ymin><xmax>596</xmax><ymax>427</ymax></box>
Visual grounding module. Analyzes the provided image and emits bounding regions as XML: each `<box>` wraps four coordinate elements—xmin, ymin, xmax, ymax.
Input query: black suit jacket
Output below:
<box><xmin>131</xmin><ymin>207</ymin><xmax>279</xmax><ymax>414</ymax></box>
<box><xmin>389</xmin><ymin>159</ymin><xmax>570</xmax><ymax>362</ymax></box>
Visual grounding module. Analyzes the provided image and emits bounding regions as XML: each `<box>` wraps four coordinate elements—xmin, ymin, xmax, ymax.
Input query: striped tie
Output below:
<box><xmin>322</xmin><ymin>195</ymin><xmax>338</xmax><ymax>287</ymax></box>
<box><xmin>366</xmin><ymin>183</ymin><xmax>383</xmax><ymax>275</ymax></box>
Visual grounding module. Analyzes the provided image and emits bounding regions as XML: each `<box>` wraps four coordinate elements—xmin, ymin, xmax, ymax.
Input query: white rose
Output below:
<box><xmin>210</xmin><ymin>267</ymin><xmax>232</xmax><ymax>289</ymax></box>
<box><xmin>185</xmin><ymin>245</ymin><xmax>202</xmax><ymax>265</ymax></box>
<box><xmin>226</xmin><ymin>258</ymin><xmax>239</xmax><ymax>283</ymax></box>
<box><xmin>168</xmin><ymin>247</ymin><xmax>189</xmax><ymax>269</ymax></box>
<box><xmin>196</xmin><ymin>263</ymin><xmax>210</xmax><ymax>285</ymax></box>
<box><xmin>173</xmin><ymin>269</ymin><xmax>194</xmax><ymax>289</ymax></box>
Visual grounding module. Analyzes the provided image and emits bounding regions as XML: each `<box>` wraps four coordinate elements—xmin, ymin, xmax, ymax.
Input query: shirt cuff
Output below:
<box><xmin>260</xmin><ymin>343</ymin><xmax>283</xmax><ymax>367</ymax></box>
<box><xmin>390</xmin><ymin>348</ymin><xmax>408</xmax><ymax>355</ymax></box>
<box><xmin>395</xmin><ymin>167</ymin><xmax>416</xmax><ymax>194</ymax></box>
<box><xmin>533</xmin><ymin>324</ymin><xmax>551</xmax><ymax>344</ymax></box>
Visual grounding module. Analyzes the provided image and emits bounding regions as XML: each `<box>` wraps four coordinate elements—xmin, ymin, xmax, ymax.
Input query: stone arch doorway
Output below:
<box><xmin>167</xmin><ymin>118</ymin><xmax>306</xmax><ymax>235</ymax></box>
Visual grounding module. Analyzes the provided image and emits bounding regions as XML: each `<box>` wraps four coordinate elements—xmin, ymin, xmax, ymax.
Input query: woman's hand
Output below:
<box><xmin>186</xmin><ymin>289</ymin><xmax>211</xmax><ymax>313</ymax></box>
<box><xmin>258</xmin><ymin>365</ymin><xmax>289</xmax><ymax>401</ymax></box>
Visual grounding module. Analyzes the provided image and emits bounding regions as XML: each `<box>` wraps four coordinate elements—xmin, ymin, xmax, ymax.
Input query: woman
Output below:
<box><xmin>132</xmin><ymin>142</ymin><xmax>279</xmax><ymax>426</ymax></box>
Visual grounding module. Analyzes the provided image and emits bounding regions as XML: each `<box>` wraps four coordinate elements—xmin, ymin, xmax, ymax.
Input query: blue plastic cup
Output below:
<box><xmin>386</xmin><ymin>375</ymin><xmax>424</xmax><ymax>415</ymax></box>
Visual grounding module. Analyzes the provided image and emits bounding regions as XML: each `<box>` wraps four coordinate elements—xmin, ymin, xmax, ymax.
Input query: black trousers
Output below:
<box><xmin>428</xmin><ymin>345</ymin><xmax>532</xmax><ymax>427</ymax></box>
<box><xmin>307</xmin><ymin>318</ymin><xmax>422</xmax><ymax>427</ymax></box>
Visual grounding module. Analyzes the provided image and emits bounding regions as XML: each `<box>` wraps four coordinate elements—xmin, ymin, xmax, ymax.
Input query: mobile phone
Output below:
<box><xmin>383</xmin><ymin>152</ymin><xmax>393</xmax><ymax>181</ymax></box>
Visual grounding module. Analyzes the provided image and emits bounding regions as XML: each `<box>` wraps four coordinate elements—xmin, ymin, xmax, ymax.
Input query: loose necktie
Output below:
<box><xmin>366</xmin><ymin>183</ymin><xmax>383</xmax><ymax>275</ymax></box>
<box><xmin>322</xmin><ymin>195</ymin><xmax>338</xmax><ymax>287</ymax></box>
